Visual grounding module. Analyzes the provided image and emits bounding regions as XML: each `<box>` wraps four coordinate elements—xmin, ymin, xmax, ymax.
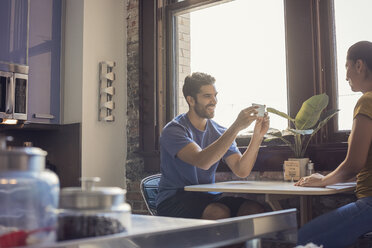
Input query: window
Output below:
<box><xmin>139</xmin><ymin>0</ymin><xmax>353</xmax><ymax>172</ymax></box>
<box><xmin>174</xmin><ymin>0</ymin><xmax>288</xmax><ymax>134</ymax></box>
<box><xmin>334</xmin><ymin>0</ymin><xmax>372</xmax><ymax>130</ymax></box>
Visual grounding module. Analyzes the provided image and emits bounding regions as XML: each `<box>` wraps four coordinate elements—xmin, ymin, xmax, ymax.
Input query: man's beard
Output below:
<box><xmin>194</xmin><ymin>101</ymin><xmax>215</xmax><ymax>119</ymax></box>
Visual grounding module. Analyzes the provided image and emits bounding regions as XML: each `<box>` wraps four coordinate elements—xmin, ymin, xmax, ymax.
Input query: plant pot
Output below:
<box><xmin>283</xmin><ymin>158</ymin><xmax>309</xmax><ymax>181</ymax></box>
<box><xmin>288</xmin><ymin>158</ymin><xmax>309</xmax><ymax>178</ymax></box>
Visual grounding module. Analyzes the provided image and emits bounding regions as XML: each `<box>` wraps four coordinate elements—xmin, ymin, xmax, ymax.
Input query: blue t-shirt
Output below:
<box><xmin>155</xmin><ymin>113</ymin><xmax>241</xmax><ymax>206</ymax></box>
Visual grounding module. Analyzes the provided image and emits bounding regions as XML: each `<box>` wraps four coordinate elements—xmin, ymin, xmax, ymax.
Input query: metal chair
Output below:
<box><xmin>357</xmin><ymin>231</ymin><xmax>372</xmax><ymax>247</ymax></box>
<box><xmin>140</xmin><ymin>174</ymin><xmax>161</xmax><ymax>215</ymax></box>
<box><xmin>362</xmin><ymin>232</ymin><xmax>372</xmax><ymax>238</ymax></box>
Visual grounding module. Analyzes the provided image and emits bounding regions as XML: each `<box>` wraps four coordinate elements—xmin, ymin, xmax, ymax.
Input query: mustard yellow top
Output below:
<box><xmin>354</xmin><ymin>91</ymin><xmax>372</xmax><ymax>198</ymax></box>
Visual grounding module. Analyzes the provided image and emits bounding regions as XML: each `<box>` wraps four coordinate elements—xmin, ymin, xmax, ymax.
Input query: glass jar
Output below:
<box><xmin>57</xmin><ymin>177</ymin><xmax>131</xmax><ymax>241</ymax></box>
<box><xmin>307</xmin><ymin>160</ymin><xmax>314</xmax><ymax>176</ymax></box>
<box><xmin>0</xmin><ymin>137</ymin><xmax>59</xmax><ymax>247</ymax></box>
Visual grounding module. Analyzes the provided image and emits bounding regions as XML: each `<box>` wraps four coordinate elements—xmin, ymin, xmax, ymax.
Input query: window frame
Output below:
<box><xmin>140</xmin><ymin>0</ymin><xmax>349</xmax><ymax>172</ymax></box>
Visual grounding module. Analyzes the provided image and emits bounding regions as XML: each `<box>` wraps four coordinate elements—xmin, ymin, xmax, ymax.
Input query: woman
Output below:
<box><xmin>295</xmin><ymin>41</ymin><xmax>372</xmax><ymax>247</ymax></box>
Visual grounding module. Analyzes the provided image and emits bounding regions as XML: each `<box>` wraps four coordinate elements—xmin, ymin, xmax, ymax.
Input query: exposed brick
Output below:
<box><xmin>127</xmin><ymin>181</ymin><xmax>141</xmax><ymax>192</ymax></box>
<box><xmin>127</xmin><ymin>192</ymin><xmax>143</xmax><ymax>202</ymax></box>
<box><xmin>132</xmin><ymin>209</ymin><xmax>149</xmax><ymax>215</ymax></box>
<box><xmin>127</xmin><ymin>0</ymin><xmax>138</xmax><ymax>11</ymax></box>
<box><xmin>178</xmin><ymin>57</ymin><xmax>190</xmax><ymax>67</ymax></box>
<box><xmin>177</xmin><ymin>22</ymin><xmax>190</xmax><ymax>34</ymax></box>
<box><xmin>133</xmin><ymin>201</ymin><xmax>145</xmax><ymax>210</ymax></box>
<box><xmin>124</xmin><ymin>0</ymin><xmax>188</xmax><ymax>214</ymax></box>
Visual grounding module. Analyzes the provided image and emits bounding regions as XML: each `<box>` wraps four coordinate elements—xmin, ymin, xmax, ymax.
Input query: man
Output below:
<box><xmin>156</xmin><ymin>72</ymin><xmax>270</xmax><ymax>220</ymax></box>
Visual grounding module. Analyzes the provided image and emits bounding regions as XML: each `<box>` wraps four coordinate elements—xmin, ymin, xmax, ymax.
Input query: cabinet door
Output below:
<box><xmin>0</xmin><ymin>0</ymin><xmax>29</xmax><ymax>67</ymax></box>
<box><xmin>27</xmin><ymin>0</ymin><xmax>61</xmax><ymax>124</ymax></box>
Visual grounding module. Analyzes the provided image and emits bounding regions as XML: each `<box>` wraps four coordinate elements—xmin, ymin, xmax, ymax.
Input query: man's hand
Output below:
<box><xmin>295</xmin><ymin>173</ymin><xmax>325</xmax><ymax>187</ymax></box>
<box><xmin>232</xmin><ymin>106</ymin><xmax>258</xmax><ymax>132</ymax></box>
<box><xmin>253</xmin><ymin>113</ymin><xmax>270</xmax><ymax>138</ymax></box>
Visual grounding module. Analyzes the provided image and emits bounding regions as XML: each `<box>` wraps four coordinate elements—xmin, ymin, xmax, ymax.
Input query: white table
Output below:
<box><xmin>185</xmin><ymin>180</ymin><xmax>356</xmax><ymax>226</ymax></box>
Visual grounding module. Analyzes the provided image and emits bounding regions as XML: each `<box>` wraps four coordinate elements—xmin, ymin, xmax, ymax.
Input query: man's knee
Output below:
<box><xmin>237</xmin><ymin>200</ymin><xmax>266</xmax><ymax>216</ymax></box>
<box><xmin>202</xmin><ymin>203</ymin><xmax>231</xmax><ymax>220</ymax></box>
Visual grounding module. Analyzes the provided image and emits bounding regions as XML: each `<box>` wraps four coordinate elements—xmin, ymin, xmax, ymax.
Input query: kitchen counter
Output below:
<box><xmin>31</xmin><ymin>209</ymin><xmax>297</xmax><ymax>248</ymax></box>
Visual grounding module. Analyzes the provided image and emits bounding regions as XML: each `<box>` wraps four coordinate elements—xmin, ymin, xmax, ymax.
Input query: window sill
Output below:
<box><xmin>218</xmin><ymin>141</ymin><xmax>348</xmax><ymax>172</ymax></box>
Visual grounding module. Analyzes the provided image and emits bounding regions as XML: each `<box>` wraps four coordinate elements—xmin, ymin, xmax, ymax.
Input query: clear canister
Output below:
<box><xmin>57</xmin><ymin>177</ymin><xmax>131</xmax><ymax>241</ymax></box>
<box><xmin>0</xmin><ymin>137</ymin><xmax>59</xmax><ymax>247</ymax></box>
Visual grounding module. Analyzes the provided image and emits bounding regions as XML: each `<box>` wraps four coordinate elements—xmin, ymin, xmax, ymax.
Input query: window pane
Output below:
<box><xmin>334</xmin><ymin>0</ymin><xmax>372</xmax><ymax>130</ymax></box>
<box><xmin>175</xmin><ymin>0</ymin><xmax>287</xmax><ymax>135</ymax></box>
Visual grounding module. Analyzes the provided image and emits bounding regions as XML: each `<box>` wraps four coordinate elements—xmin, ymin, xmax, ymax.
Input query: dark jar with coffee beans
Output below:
<box><xmin>57</xmin><ymin>177</ymin><xmax>131</xmax><ymax>241</ymax></box>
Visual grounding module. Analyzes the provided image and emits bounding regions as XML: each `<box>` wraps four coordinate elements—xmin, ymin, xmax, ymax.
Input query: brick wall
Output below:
<box><xmin>126</xmin><ymin>0</ymin><xmax>148</xmax><ymax>215</ymax></box>
<box><xmin>125</xmin><ymin>3</ymin><xmax>192</xmax><ymax>215</ymax></box>
<box><xmin>176</xmin><ymin>14</ymin><xmax>191</xmax><ymax>114</ymax></box>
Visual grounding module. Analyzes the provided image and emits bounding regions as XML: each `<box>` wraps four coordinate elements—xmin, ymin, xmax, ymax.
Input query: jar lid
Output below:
<box><xmin>0</xmin><ymin>136</ymin><xmax>47</xmax><ymax>157</ymax></box>
<box><xmin>0</xmin><ymin>147</ymin><xmax>47</xmax><ymax>172</ymax></box>
<box><xmin>60</xmin><ymin>177</ymin><xmax>127</xmax><ymax>210</ymax></box>
<box><xmin>0</xmin><ymin>146</ymin><xmax>48</xmax><ymax>156</ymax></box>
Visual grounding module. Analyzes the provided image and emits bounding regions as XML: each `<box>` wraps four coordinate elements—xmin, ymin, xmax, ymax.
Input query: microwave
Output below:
<box><xmin>0</xmin><ymin>63</ymin><xmax>28</xmax><ymax>123</ymax></box>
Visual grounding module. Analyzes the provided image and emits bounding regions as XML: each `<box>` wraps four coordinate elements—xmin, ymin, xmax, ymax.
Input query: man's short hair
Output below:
<box><xmin>347</xmin><ymin>41</ymin><xmax>372</xmax><ymax>71</ymax></box>
<box><xmin>182</xmin><ymin>72</ymin><xmax>216</xmax><ymax>100</ymax></box>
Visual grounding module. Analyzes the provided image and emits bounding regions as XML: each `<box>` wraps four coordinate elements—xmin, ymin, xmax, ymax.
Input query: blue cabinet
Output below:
<box><xmin>0</xmin><ymin>0</ymin><xmax>29</xmax><ymax>123</ymax></box>
<box><xmin>0</xmin><ymin>0</ymin><xmax>29</xmax><ymax>67</ymax></box>
<box><xmin>27</xmin><ymin>0</ymin><xmax>62</xmax><ymax>124</ymax></box>
<box><xmin>0</xmin><ymin>0</ymin><xmax>62</xmax><ymax>124</ymax></box>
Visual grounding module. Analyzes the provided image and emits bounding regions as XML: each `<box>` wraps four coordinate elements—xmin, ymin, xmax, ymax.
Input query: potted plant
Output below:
<box><xmin>265</xmin><ymin>93</ymin><xmax>339</xmax><ymax>178</ymax></box>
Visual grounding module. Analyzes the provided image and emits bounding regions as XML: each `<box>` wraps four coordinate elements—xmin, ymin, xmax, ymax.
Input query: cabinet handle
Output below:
<box><xmin>33</xmin><ymin>113</ymin><xmax>55</xmax><ymax>119</ymax></box>
<box><xmin>6</xmin><ymin>76</ymin><xmax>14</xmax><ymax>114</ymax></box>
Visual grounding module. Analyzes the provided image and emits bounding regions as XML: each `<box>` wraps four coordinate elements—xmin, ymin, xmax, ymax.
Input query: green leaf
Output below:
<box><xmin>300</xmin><ymin>108</ymin><xmax>339</xmax><ymax>156</ymax></box>
<box><xmin>295</xmin><ymin>93</ymin><xmax>329</xmax><ymax>130</ymax></box>
<box><xmin>286</xmin><ymin>128</ymin><xmax>314</xmax><ymax>135</ymax></box>
<box><xmin>266</xmin><ymin>94</ymin><xmax>336</xmax><ymax>158</ymax></box>
<box><xmin>281</xmin><ymin>129</ymin><xmax>294</xmax><ymax>136</ymax></box>
<box><xmin>264</xmin><ymin>132</ymin><xmax>293</xmax><ymax>147</ymax></box>
<box><xmin>268</xmin><ymin>128</ymin><xmax>282</xmax><ymax>133</ymax></box>
<box><xmin>267</xmin><ymin>107</ymin><xmax>295</xmax><ymax>122</ymax></box>
<box><xmin>312</xmin><ymin>109</ymin><xmax>340</xmax><ymax>135</ymax></box>
<box><xmin>264</xmin><ymin>129</ymin><xmax>284</xmax><ymax>141</ymax></box>
<box><xmin>319</xmin><ymin>108</ymin><xmax>339</xmax><ymax>123</ymax></box>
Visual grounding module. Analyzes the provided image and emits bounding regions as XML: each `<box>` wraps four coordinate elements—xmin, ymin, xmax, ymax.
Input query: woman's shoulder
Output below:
<box><xmin>356</xmin><ymin>92</ymin><xmax>372</xmax><ymax>107</ymax></box>
<box><xmin>354</xmin><ymin>92</ymin><xmax>372</xmax><ymax>119</ymax></box>
<box><xmin>361</xmin><ymin>91</ymin><xmax>372</xmax><ymax>100</ymax></box>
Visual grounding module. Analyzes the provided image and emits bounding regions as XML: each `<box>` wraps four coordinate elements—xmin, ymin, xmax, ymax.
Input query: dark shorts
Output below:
<box><xmin>157</xmin><ymin>190</ymin><xmax>249</xmax><ymax>219</ymax></box>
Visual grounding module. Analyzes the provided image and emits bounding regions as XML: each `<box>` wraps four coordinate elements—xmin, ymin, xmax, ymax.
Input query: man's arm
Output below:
<box><xmin>177</xmin><ymin>107</ymin><xmax>258</xmax><ymax>170</ymax></box>
<box><xmin>224</xmin><ymin>116</ymin><xmax>269</xmax><ymax>178</ymax></box>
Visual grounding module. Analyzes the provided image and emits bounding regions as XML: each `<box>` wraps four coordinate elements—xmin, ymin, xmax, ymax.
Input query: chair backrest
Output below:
<box><xmin>140</xmin><ymin>174</ymin><xmax>161</xmax><ymax>215</ymax></box>
<box><xmin>361</xmin><ymin>231</ymin><xmax>372</xmax><ymax>239</ymax></box>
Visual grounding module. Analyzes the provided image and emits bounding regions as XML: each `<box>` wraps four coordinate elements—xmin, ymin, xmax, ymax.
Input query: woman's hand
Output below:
<box><xmin>295</xmin><ymin>173</ymin><xmax>325</xmax><ymax>187</ymax></box>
